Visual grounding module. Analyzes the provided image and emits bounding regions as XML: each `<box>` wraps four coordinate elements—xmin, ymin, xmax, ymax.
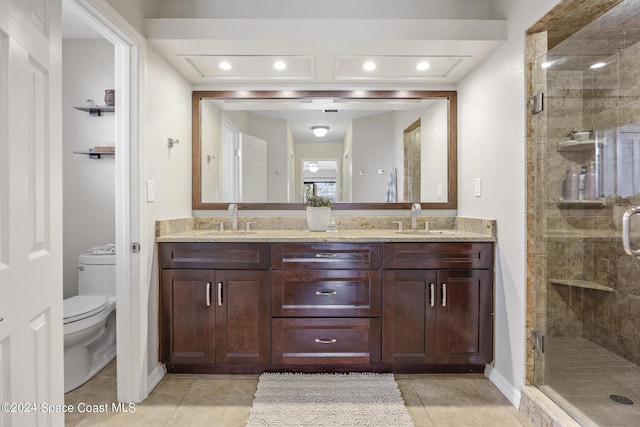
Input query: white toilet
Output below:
<box><xmin>63</xmin><ymin>252</ymin><xmax>116</xmax><ymax>393</ymax></box>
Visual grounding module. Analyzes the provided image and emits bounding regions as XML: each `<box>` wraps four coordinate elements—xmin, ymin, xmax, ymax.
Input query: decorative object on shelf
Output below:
<box><xmin>104</xmin><ymin>89</ymin><xmax>115</xmax><ymax>106</ymax></box>
<box><xmin>85</xmin><ymin>99</ymin><xmax>95</xmax><ymax>107</ymax></box>
<box><xmin>305</xmin><ymin>195</ymin><xmax>332</xmax><ymax>231</ymax></box>
<box><xmin>571</xmin><ymin>130</ymin><xmax>592</xmax><ymax>141</ymax></box>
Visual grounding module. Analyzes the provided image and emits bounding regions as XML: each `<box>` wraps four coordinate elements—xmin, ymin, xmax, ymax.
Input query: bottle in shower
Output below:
<box><xmin>585</xmin><ymin>161</ymin><xmax>597</xmax><ymax>200</ymax></box>
<box><xmin>578</xmin><ymin>165</ymin><xmax>587</xmax><ymax>200</ymax></box>
<box><xmin>565</xmin><ymin>164</ymin><xmax>579</xmax><ymax>200</ymax></box>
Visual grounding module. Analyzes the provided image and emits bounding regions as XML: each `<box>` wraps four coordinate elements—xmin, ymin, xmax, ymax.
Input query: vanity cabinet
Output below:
<box><xmin>271</xmin><ymin>243</ymin><xmax>382</xmax><ymax>366</ymax></box>
<box><xmin>158</xmin><ymin>240</ymin><xmax>494</xmax><ymax>373</ymax></box>
<box><xmin>159</xmin><ymin>243</ymin><xmax>270</xmax><ymax>371</ymax></box>
<box><xmin>382</xmin><ymin>243</ymin><xmax>493</xmax><ymax>367</ymax></box>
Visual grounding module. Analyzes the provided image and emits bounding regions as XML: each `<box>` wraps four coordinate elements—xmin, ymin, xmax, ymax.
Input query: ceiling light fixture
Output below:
<box><xmin>311</xmin><ymin>126</ymin><xmax>329</xmax><ymax>137</ymax></box>
<box><xmin>273</xmin><ymin>61</ymin><xmax>287</xmax><ymax>70</ymax></box>
<box><xmin>363</xmin><ymin>61</ymin><xmax>377</xmax><ymax>71</ymax></box>
<box><xmin>308</xmin><ymin>162</ymin><xmax>319</xmax><ymax>173</ymax></box>
<box><xmin>590</xmin><ymin>62</ymin><xmax>606</xmax><ymax>69</ymax></box>
<box><xmin>416</xmin><ymin>61</ymin><xmax>430</xmax><ymax>71</ymax></box>
<box><xmin>541</xmin><ymin>61</ymin><xmax>553</xmax><ymax>69</ymax></box>
<box><xmin>219</xmin><ymin>61</ymin><xmax>232</xmax><ymax>70</ymax></box>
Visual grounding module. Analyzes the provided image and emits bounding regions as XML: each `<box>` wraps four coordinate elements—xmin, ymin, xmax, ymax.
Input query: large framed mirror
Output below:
<box><xmin>192</xmin><ymin>90</ymin><xmax>457</xmax><ymax>210</ymax></box>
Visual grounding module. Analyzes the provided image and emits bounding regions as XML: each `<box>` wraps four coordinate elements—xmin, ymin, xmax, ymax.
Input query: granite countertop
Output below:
<box><xmin>156</xmin><ymin>228</ymin><xmax>495</xmax><ymax>243</ymax></box>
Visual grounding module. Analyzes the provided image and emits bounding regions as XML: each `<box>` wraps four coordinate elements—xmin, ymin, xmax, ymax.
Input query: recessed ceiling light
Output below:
<box><xmin>416</xmin><ymin>61</ymin><xmax>430</xmax><ymax>71</ymax></box>
<box><xmin>363</xmin><ymin>61</ymin><xmax>377</xmax><ymax>71</ymax></box>
<box><xmin>219</xmin><ymin>62</ymin><xmax>232</xmax><ymax>71</ymax></box>
<box><xmin>273</xmin><ymin>61</ymin><xmax>287</xmax><ymax>70</ymax></box>
<box><xmin>590</xmin><ymin>62</ymin><xmax>606</xmax><ymax>69</ymax></box>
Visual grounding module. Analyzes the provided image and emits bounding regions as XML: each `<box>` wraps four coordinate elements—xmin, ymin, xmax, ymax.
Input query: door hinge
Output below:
<box><xmin>131</xmin><ymin>242</ymin><xmax>140</xmax><ymax>253</ymax></box>
<box><xmin>531</xmin><ymin>329</ymin><xmax>545</xmax><ymax>354</ymax></box>
<box><xmin>530</xmin><ymin>93</ymin><xmax>544</xmax><ymax>114</ymax></box>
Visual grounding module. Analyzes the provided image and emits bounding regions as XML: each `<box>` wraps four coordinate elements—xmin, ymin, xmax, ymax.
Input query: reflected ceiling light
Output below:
<box><xmin>363</xmin><ymin>61</ymin><xmax>377</xmax><ymax>71</ymax></box>
<box><xmin>541</xmin><ymin>61</ymin><xmax>553</xmax><ymax>69</ymax></box>
<box><xmin>590</xmin><ymin>62</ymin><xmax>606</xmax><ymax>69</ymax></box>
<box><xmin>219</xmin><ymin>61</ymin><xmax>232</xmax><ymax>70</ymax></box>
<box><xmin>273</xmin><ymin>61</ymin><xmax>287</xmax><ymax>70</ymax></box>
<box><xmin>416</xmin><ymin>61</ymin><xmax>430</xmax><ymax>71</ymax></box>
<box><xmin>311</xmin><ymin>125</ymin><xmax>329</xmax><ymax>137</ymax></box>
<box><xmin>308</xmin><ymin>162</ymin><xmax>319</xmax><ymax>173</ymax></box>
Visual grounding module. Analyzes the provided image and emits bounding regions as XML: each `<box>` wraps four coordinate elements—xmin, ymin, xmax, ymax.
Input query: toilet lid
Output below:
<box><xmin>63</xmin><ymin>295</ymin><xmax>109</xmax><ymax>324</ymax></box>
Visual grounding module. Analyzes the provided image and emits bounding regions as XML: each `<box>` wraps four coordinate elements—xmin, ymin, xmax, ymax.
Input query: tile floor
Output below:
<box><xmin>64</xmin><ymin>362</ymin><xmax>532</xmax><ymax>426</ymax></box>
<box><xmin>542</xmin><ymin>337</ymin><xmax>640</xmax><ymax>427</ymax></box>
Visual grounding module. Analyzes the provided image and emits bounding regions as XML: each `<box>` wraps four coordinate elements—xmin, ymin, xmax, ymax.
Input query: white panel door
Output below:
<box><xmin>0</xmin><ymin>0</ymin><xmax>64</xmax><ymax>426</ymax></box>
<box><xmin>239</xmin><ymin>133</ymin><xmax>267</xmax><ymax>203</ymax></box>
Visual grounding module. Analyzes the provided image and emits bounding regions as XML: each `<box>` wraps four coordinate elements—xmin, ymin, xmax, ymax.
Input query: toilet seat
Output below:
<box><xmin>64</xmin><ymin>295</ymin><xmax>109</xmax><ymax>324</ymax></box>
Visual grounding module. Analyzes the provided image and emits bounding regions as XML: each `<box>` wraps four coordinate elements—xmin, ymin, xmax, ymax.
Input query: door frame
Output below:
<box><xmin>63</xmin><ymin>0</ymin><xmax>148</xmax><ymax>402</ymax></box>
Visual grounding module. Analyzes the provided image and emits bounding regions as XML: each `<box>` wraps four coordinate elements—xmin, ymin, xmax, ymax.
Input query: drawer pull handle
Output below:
<box><xmin>206</xmin><ymin>282</ymin><xmax>211</xmax><ymax>307</ymax></box>
<box><xmin>315</xmin><ymin>338</ymin><xmax>337</xmax><ymax>344</ymax></box>
<box><xmin>315</xmin><ymin>253</ymin><xmax>337</xmax><ymax>258</ymax></box>
<box><xmin>217</xmin><ymin>282</ymin><xmax>223</xmax><ymax>306</ymax></box>
<box><xmin>442</xmin><ymin>283</ymin><xmax>447</xmax><ymax>307</ymax></box>
<box><xmin>315</xmin><ymin>290</ymin><xmax>337</xmax><ymax>296</ymax></box>
<box><xmin>429</xmin><ymin>283</ymin><xmax>435</xmax><ymax>307</ymax></box>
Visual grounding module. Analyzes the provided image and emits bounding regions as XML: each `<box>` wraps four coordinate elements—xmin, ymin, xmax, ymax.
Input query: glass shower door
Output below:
<box><xmin>532</xmin><ymin>1</ymin><xmax>640</xmax><ymax>425</ymax></box>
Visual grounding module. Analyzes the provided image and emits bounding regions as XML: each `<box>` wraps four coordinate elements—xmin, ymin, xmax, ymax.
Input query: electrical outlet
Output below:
<box><xmin>474</xmin><ymin>177</ymin><xmax>482</xmax><ymax>197</ymax></box>
<box><xmin>437</xmin><ymin>183</ymin><xmax>443</xmax><ymax>199</ymax></box>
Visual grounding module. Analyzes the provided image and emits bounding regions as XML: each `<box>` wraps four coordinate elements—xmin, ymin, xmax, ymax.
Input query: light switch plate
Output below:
<box><xmin>147</xmin><ymin>180</ymin><xmax>155</xmax><ymax>202</ymax></box>
<box><xmin>474</xmin><ymin>177</ymin><xmax>482</xmax><ymax>197</ymax></box>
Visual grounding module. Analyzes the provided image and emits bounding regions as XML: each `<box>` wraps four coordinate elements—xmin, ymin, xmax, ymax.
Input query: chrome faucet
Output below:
<box><xmin>410</xmin><ymin>202</ymin><xmax>421</xmax><ymax>231</ymax></box>
<box><xmin>228</xmin><ymin>203</ymin><xmax>238</xmax><ymax>231</ymax></box>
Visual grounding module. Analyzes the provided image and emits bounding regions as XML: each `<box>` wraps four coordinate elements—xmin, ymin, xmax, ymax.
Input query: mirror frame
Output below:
<box><xmin>192</xmin><ymin>90</ymin><xmax>457</xmax><ymax>210</ymax></box>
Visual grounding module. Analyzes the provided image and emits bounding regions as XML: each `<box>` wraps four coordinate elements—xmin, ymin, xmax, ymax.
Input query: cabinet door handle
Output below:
<box><xmin>217</xmin><ymin>282</ymin><xmax>223</xmax><ymax>306</ymax></box>
<box><xmin>315</xmin><ymin>290</ymin><xmax>337</xmax><ymax>296</ymax></box>
<box><xmin>441</xmin><ymin>283</ymin><xmax>447</xmax><ymax>307</ymax></box>
<box><xmin>429</xmin><ymin>283</ymin><xmax>435</xmax><ymax>307</ymax></box>
<box><xmin>314</xmin><ymin>338</ymin><xmax>337</xmax><ymax>344</ymax></box>
<box><xmin>315</xmin><ymin>253</ymin><xmax>337</xmax><ymax>258</ymax></box>
<box><xmin>206</xmin><ymin>282</ymin><xmax>211</xmax><ymax>307</ymax></box>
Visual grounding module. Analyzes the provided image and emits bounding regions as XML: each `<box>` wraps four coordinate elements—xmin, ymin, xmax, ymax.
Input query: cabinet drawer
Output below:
<box><xmin>383</xmin><ymin>242</ymin><xmax>493</xmax><ymax>269</ymax></box>
<box><xmin>272</xmin><ymin>270</ymin><xmax>381</xmax><ymax>317</ymax></box>
<box><xmin>272</xmin><ymin>243</ymin><xmax>382</xmax><ymax>269</ymax></box>
<box><xmin>271</xmin><ymin>318</ymin><xmax>381</xmax><ymax>365</ymax></box>
<box><xmin>160</xmin><ymin>242</ymin><xmax>270</xmax><ymax>269</ymax></box>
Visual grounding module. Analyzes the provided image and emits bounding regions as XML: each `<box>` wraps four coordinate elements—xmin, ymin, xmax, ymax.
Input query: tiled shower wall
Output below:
<box><xmin>533</xmin><ymin>3</ymin><xmax>640</xmax><ymax>372</ymax></box>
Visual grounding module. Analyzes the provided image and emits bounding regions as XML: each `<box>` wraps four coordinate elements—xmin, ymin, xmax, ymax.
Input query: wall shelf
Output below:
<box><xmin>549</xmin><ymin>278</ymin><xmax>612</xmax><ymax>292</ymax></box>
<box><xmin>73</xmin><ymin>150</ymin><xmax>114</xmax><ymax>159</ymax></box>
<box><xmin>73</xmin><ymin>105</ymin><xmax>115</xmax><ymax>117</ymax></box>
<box><xmin>557</xmin><ymin>139</ymin><xmax>601</xmax><ymax>151</ymax></box>
<box><xmin>558</xmin><ymin>198</ymin><xmax>607</xmax><ymax>208</ymax></box>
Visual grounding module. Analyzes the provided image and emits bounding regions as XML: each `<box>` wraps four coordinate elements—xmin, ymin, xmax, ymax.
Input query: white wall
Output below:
<box><xmin>352</xmin><ymin>113</ymin><xmax>395</xmax><ymax>202</ymax></box>
<box><xmin>145</xmin><ymin>46</ymin><xmax>193</xmax><ymax>376</ymax></box>
<box><xmin>62</xmin><ymin>39</ymin><xmax>115</xmax><ymax>298</ymax></box>
<box><xmin>457</xmin><ymin>0</ymin><xmax>560</xmax><ymax>406</ymax></box>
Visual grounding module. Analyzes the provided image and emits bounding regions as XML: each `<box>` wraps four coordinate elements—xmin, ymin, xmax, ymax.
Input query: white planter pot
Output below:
<box><xmin>306</xmin><ymin>206</ymin><xmax>331</xmax><ymax>232</ymax></box>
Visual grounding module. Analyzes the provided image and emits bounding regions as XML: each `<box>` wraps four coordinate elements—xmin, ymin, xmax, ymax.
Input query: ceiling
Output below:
<box><xmin>62</xmin><ymin>2</ymin><xmax>506</xmax><ymax>142</ymax></box>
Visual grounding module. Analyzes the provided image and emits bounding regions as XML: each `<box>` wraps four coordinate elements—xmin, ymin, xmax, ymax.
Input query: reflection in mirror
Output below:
<box><xmin>193</xmin><ymin>91</ymin><xmax>457</xmax><ymax>210</ymax></box>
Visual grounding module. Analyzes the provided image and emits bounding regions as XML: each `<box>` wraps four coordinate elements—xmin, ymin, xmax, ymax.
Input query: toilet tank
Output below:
<box><xmin>78</xmin><ymin>252</ymin><xmax>116</xmax><ymax>297</ymax></box>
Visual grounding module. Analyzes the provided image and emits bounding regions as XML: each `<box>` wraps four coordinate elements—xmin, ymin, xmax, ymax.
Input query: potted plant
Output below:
<box><xmin>305</xmin><ymin>195</ymin><xmax>332</xmax><ymax>231</ymax></box>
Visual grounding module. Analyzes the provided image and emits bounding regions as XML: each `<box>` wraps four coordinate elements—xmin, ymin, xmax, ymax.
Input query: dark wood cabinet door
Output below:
<box><xmin>436</xmin><ymin>270</ymin><xmax>493</xmax><ymax>364</ymax></box>
<box><xmin>160</xmin><ymin>270</ymin><xmax>216</xmax><ymax>365</ymax></box>
<box><xmin>215</xmin><ymin>270</ymin><xmax>270</xmax><ymax>364</ymax></box>
<box><xmin>382</xmin><ymin>270</ymin><xmax>438</xmax><ymax>364</ymax></box>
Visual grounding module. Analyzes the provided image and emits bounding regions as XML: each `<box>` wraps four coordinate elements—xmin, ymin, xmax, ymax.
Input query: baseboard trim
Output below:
<box><xmin>485</xmin><ymin>364</ymin><xmax>520</xmax><ymax>407</ymax></box>
<box><xmin>147</xmin><ymin>363</ymin><xmax>166</xmax><ymax>394</ymax></box>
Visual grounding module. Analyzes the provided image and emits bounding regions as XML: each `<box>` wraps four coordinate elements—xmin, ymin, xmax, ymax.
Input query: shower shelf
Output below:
<box><xmin>558</xmin><ymin>139</ymin><xmax>601</xmax><ymax>151</ymax></box>
<box><xmin>549</xmin><ymin>278</ymin><xmax>612</xmax><ymax>292</ymax></box>
<box><xmin>558</xmin><ymin>198</ymin><xmax>607</xmax><ymax>208</ymax></box>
